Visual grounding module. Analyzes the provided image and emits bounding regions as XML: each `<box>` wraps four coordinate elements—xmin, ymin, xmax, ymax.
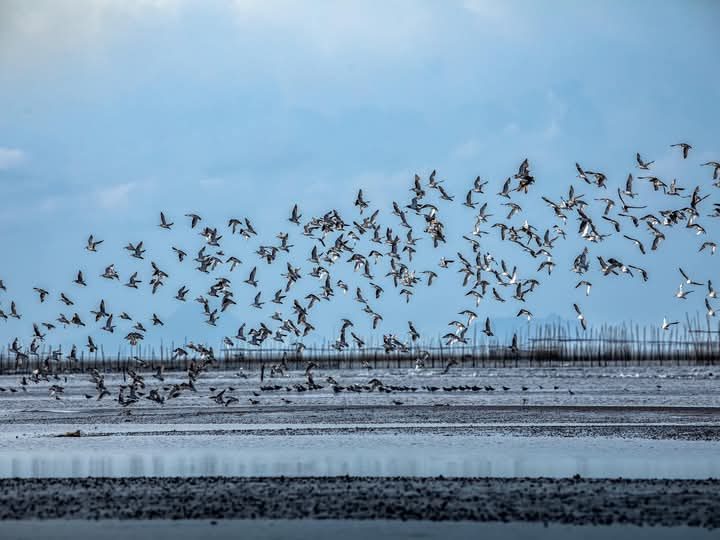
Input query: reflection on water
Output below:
<box><xmin>1</xmin><ymin>436</ymin><xmax>718</xmax><ymax>479</ymax></box>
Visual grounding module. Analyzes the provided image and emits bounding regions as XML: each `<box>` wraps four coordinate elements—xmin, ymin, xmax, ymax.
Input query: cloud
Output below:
<box><xmin>503</xmin><ymin>123</ymin><xmax>520</xmax><ymax>135</ymax></box>
<box><xmin>461</xmin><ymin>0</ymin><xmax>526</xmax><ymax>34</ymax></box>
<box><xmin>0</xmin><ymin>147</ymin><xmax>26</xmax><ymax>169</ymax></box>
<box><xmin>0</xmin><ymin>0</ymin><xmax>183</xmax><ymax>71</ymax></box>
<box><xmin>452</xmin><ymin>138</ymin><xmax>484</xmax><ymax>160</ymax></box>
<box><xmin>228</xmin><ymin>0</ymin><xmax>434</xmax><ymax>59</ymax></box>
<box><xmin>95</xmin><ymin>182</ymin><xmax>137</xmax><ymax>209</ymax></box>
<box><xmin>0</xmin><ymin>181</ymin><xmax>141</xmax><ymax>224</ymax></box>
<box><xmin>0</xmin><ymin>0</ymin><xmax>440</xmax><ymax>81</ymax></box>
<box><xmin>198</xmin><ymin>177</ymin><xmax>228</xmax><ymax>188</ymax></box>
<box><xmin>541</xmin><ymin>90</ymin><xmax>567</xmax><ymax>140</ymax></box>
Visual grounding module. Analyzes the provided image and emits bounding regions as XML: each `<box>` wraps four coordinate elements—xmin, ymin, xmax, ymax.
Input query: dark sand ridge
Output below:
<box><xmin>0</xmin><ymin>477</ymin><xmax>718</xmax><ymax>527</ymax></box>
<box><xmin>4</xmin><ymin>404</ymin><xmax>720</xmax><ymax>426</ymax></box>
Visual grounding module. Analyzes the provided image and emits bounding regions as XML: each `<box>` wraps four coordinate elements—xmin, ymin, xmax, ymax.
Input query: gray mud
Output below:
<box><xmin>0</xmin><ymin>477</ymin><xmax>718</xmax><ymax>527</ymax></box>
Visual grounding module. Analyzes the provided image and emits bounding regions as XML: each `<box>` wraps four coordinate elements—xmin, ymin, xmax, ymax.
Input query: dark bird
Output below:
<box><xmin>670</xmin><ymin>143</ymin><xmax>691</xmax><ymax>159</ymax></box>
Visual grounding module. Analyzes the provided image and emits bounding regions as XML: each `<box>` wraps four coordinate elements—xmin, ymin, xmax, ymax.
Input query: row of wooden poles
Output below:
<box><xmin>1</xmin><ymin>318</ymin><xmax>719</xmax><ymax>375</ymax></box>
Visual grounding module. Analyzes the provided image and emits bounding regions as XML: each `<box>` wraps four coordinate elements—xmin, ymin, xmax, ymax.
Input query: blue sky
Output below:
<box><xmin>0</xmin><ymin>0</ymin><xmax>719</xmax><ymax>352</ymax></box>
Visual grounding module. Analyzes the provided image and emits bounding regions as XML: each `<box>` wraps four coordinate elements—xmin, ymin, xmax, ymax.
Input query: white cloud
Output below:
<box><xmin>452</xmin><ymin>138</ymin><xmax>484</xmax><ymax>160</ymax></box>
<box><xmin>198</xmin><ymin>177</ymin><xmax>228</xmax><ymax>188</ymax></box>
<box><xmin>542</xmin><ymin>90</ymin><xmax>567</xmax><ymax>140</ymax></box>
<box><xmin>461</xmin><ymin>0</ymin><xmax>525</xmax><ymax>34</ymax></box>
<box><xmin>0</xmin><ymin>147</ymin><xmax>26</xmax><ymax>169</ymax></box>
<box><xmin>0</xmin><ymin>0</ymin><xmax>439</xmax><ymax>78</ymax></box>
<box><xmin>0</xmin><ymin>0</ymin><xmax>183</xmax><ymax>70</ymax></box>
<box><xmin>228</xmin><ymin>0</ymin><xmax>434</xmax><ymax>59</ymax></box>
<box><xmin>95</xmin><ymin>182</ymin><xmax>137</xmax><ymax>209</ymax></box>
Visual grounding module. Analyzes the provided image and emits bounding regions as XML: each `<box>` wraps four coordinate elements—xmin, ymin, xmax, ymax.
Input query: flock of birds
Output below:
<box><xmin>0</xmin><ymin>144</ymin><xmax>719</xmax><ymax>404</ymax></box>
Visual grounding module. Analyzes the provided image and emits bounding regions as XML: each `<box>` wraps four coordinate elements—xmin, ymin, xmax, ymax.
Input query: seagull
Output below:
<box><xmin>636</xmin><ymin>152</ymin><xmax>654</xmax><ymax>170</ymax></box>
<box><xmin>662</xmin><ymin>317</ymin><xmax>679</xmax><ymax>330</ymax></box>
<box><xmin>422</xmin><ymin>271</ymin><xmax>437</xmax><ymax>285</ymax></box>
<box><xmin>85</xmin><ymin>235</ymin><xmax>103</xmax><ymax>252</ymax></box>
<box><xmin>459</xmin><ymin>309</ymin><xmax>477</xmax><ymax>325</ymax></box>
<box><xmin>124</xmin><ymin>241</ymin><xmax>145</xmax><ymax>259</ymax></box>
<box><xmin>101</xmin><ymin>264</ymin><xmax>119</xmax><ymax>280</ymax></box>
<box><xmin>675</xmin><ymin>282</ymin><xmax>693</xmax><ymax>300</ymax></box>
<box><xmin>244</xmin><ymin>218</ymin><xmax>258</xmax><ymax>236</ymax></box>
<box><xmin>709</xmin><ymin>281</ymin><xmax>717</xmax><ymax>299</ymax></box>
<box><xmin>508</xmin><ymin>333</ymin><xmax>518</xmax><ymax>354</ymax></box>
<box><xmin>670</xmin><ymin>143</ymin><xmax>691</xmax><ymax>159</ymax></box>
<box><xmin>701</xmin><ymin>161</ymin><xmax>720</xmax><ymax>180</ymax></box>
<box><xmin>627</xmin><ymin>265</ymin><xmax>648</xmax><ymax>282</ymax></box>
<box><xmin>185</xmin><ymin>213</ymin><xmax>202</xmax><ymax>228</ymax></box>
<box><xmin>573</xmin><ymin>303</ymin><xmax>587</xmax><ymax>331</ymax></box>
<box><xmin>575</xmin><ymin>163</ymin><xmax>590</xmax><ymax>184</ymax></box>
<box><xmin>472</xmin><ymin>176</ymin><xmax>487</xmax><ymax>193</ymax></box>
<box><xmin>289</xmin><ymin>204</ymin><xmax>302</xmax><ymax>225</ymax></box>
<box><xmin>463</xmin><ymin>190</ymin><xmax>476</xmax><ymax>209</ymax></box>
<box><xmin>355</xmin><ymin>190</ymin><xmax>369</xmax><ymax>213</ymax></box>
<box><xmin>175</xmin><ymin>286</ymin><xmax>189</xmax><ymax>301</ymax></box>
<box><xmin>706</xmin><ymin>299</ymin><xmax>716</xmax><ymax>317</ymax></box>
<box><xmin>699</xmin><ymin>242</ymin><xmax>717</xmax><ymax>255</ymax></box>
<box><xmin>623</xmin><ymin>235</ymin><xmax>646</xmax><ymax>254</ymax></box>
<box><xmin>679</xmin><ymin>268</ymin><xmax>703</xmax><ymax>286</ymax></box>
<box><xmin>172</xmin><ymin>246</ymin><xmax>187</xmax><ymax>262</ymax></box>
<box><xmin>575</xmin><ymin>280</ymin><xmax>592</xmax><ymax>296</ymax></box>
<box><xmin>408</xmin><ymin>321</ymin><xmax>420</xmax><ymax>342</ymax></box>
<box><xmin>102</xmin><ymin>314</ymin><xmax>116</xmax><ymax>333</ymax></box>
<box><xmin>159</xmin><ymin>212</ymin><xmax>173</xmax><ymax>229</ymax></box>
<box><xmin>33</xmin><ymin>287</ymin><xmax>49</xmax><ymax>303</ymax></box>
<box><xmin>482</xmin><ymin>317</ymin><xmax>493</xmax><ymax>337</ymax></box>
<box><xmin>90</xmin><ymin>299</ymin><xmax>108</xmax><ymax>321</ymax></box>
<box><xmin>244</xmin><ymin>266</ymin><xmax>258</xmax><ymax>287</ymax></box>
<box><xmin>251</xmin><ymin>291</ymin><xmax>264</xmax><ymax>309</ymax></box>
<box><xmin>74</xmin><ymin>271</ymin><xmax>87</xmax><ymax>286</ymax></box>
<box><xmin>125</xmin><ymin>272</ymin><xmax>142</xmax><ymax>288</ymax></box>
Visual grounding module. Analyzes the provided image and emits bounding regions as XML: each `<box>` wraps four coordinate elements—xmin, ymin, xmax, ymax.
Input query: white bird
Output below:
<box><xmin>573</xmin><ymin>303</ymin><xmax>587</xmax><ymax>331</ymax></box>
<box><xmin>709</xmin><ymin>281</ymin><xmax>717</xmax><ymax>299</ymax></box>
<box><xmin>662</xmin><ymin>317</ymin><xmax>679</xmax><ymax>331</ymax></box>
<box><xmin>679</xmin><ymin>268</ymin><xmax>702</xmax><ymax>286</ymax></box>
<box><xmin>575</xmin><ymin>280</ymin><xmax>592</xmax><ymax>296</ymax></box>
<box><xmin>705</xmin><ymin>299</ymin><xmax>716</xmax><ymax>317</ymax></box>
<box><xmin>675</xmin><ymin>282</ymin><xmax>693</xmax><ymax>300</ymax></box>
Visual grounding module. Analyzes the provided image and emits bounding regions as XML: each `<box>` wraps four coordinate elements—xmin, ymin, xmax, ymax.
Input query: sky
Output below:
<box><xmin>0</xmin><ymin>0</ymin><xmax>719</xmax><ymax>354</ymax></box>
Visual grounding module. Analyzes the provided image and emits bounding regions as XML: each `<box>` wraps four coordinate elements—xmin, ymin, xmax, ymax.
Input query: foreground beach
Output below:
<box><xmin>0</xmin><ymin>367</ymin><xmax>717</xmax><ymax>537</ymax></box>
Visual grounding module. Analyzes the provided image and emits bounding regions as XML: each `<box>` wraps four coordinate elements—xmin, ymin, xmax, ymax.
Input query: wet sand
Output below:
<box><xmin>6</xmin><ymin>403</ymin><xmax>720</xmax><ymax>430</ymax></box>
<box><xmin>1</xmin><ymin>520</ymin><xmax>717</xmax><ymax>540</ymax></box>
<box><xmin>1</xmin><ymin>368</ymin><xmax>718</xmax><ymax>534</ymax></box>
<box><xmin>0</xmin><ymin>477</ymin><xmax>718</xmax><ymax>527</ymax></box>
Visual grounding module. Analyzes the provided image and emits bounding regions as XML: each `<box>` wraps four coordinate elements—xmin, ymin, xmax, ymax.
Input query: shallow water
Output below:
<box><xmin>1</xmin><ymin>430</ymin><xmax>718</xmax><ymax>479</ymax></box>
